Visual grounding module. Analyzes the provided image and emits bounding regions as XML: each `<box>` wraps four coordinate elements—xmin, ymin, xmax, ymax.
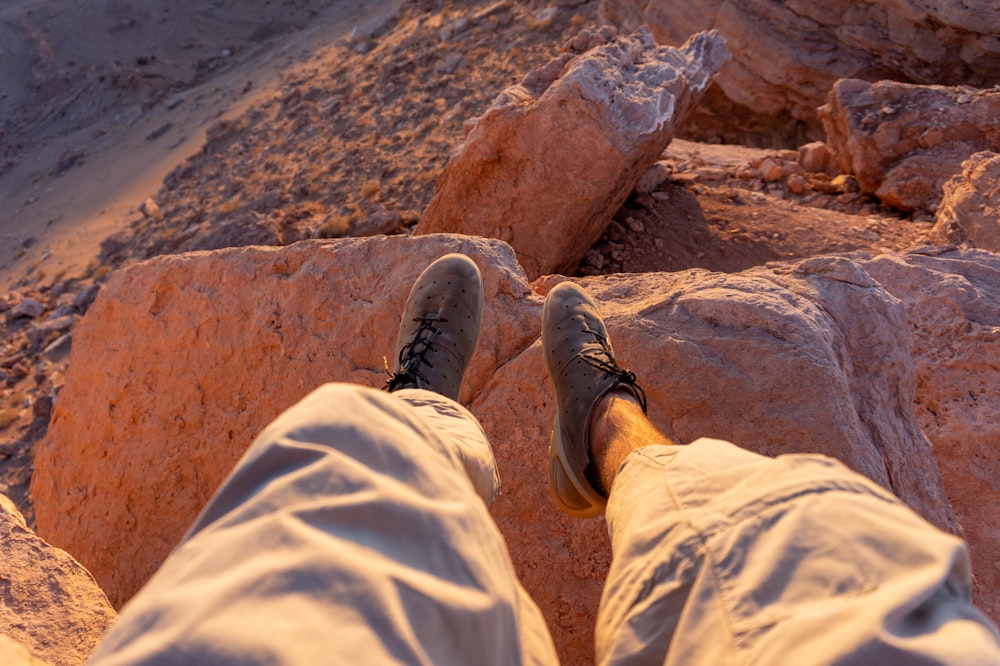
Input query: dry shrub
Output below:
<box><xmin>360</xmin><ymin>179</ymin><xmax>381</xmax><ymax>199</ymax></box>
<box><xmin>0</xmin><ymin>408</ymin><xmax>18</xmax><ymax>429</ymax></box>
<box><xmin>316</xmin><ymin>214</ymin><xmax>352</xmax><ymax>238</ymax></box>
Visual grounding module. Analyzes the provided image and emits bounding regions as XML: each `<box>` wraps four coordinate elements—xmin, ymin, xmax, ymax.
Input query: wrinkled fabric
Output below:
<box><xmin>89</xmin><ymin>385</ymin><xmax>1000</xmax><ymax>665</ymax></box>
<box><xmin>89</xmin><ymin>384</ymin><xmax>556</xmax><ymax>666</ymax></box>
<box><xmin>599</xmin><ymin>439</ymin><xmax>1000</xmax><ymax>665</ymax></box>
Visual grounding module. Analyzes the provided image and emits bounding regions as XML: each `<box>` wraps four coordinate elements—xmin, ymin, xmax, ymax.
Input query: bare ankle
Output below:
<box><xmin>588</xmin><ymin>390</ymin><xmax>675</xmax><ymax>493</ymax></box>
<box><xmin>589</xmin><ymin>390</ymin><xmax>648</xmax><ymax>491</ymax></box>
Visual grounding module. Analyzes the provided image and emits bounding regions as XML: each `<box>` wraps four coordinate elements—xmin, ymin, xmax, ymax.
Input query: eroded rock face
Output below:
<box><xmin>600</xmin><ymin>0</ymin><xmax>1000</xmax><ymax>136</ymax></box>
<box><xmin>416</xmin><ymin>27</ymin><xmax>729</xmax><ymax>279</ymax></box>
<box><xmin>821</xmin><ymin>80</ymin><xmax>1000</xmax><ymax>211</ymax></box>
<box><xmin>0</xmin><ymin>493</ymin><xmax>116</xmax><ymax>665</ymax></box>
<box><xmin>32</xmin><ymin>237</ymin><xmax>994</xmax><ymax>663</ymax></box>
<box><xmin>931</xmin><ymin>152</ymin><xmax>1000</xmax><ymax>251</ymax></box>
<box><xmin>862</xmin><ymin>247</ymin><xmax>1000</xmax><ymax>621</ymax></box>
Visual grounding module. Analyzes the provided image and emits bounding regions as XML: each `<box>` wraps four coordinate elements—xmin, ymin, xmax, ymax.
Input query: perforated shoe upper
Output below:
<box><xmin>386</xmin><ymin>254</ymin><xmax>483</xmax><ymax>402</ymax></box>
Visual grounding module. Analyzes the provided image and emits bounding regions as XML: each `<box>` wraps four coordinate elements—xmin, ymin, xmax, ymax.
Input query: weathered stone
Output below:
<box><xmin>33</xmin><ymin>236</ymin><xmax>997</xmax><ymax>662</ymax></box>
<box><xmin>51</xmin><ymin>304</ymin><xmax>77</xmax><ymax>319</ymax></box>
<box><xmin>861</xmin><ymin>247</ymin><xmax>1000</xmax><ymax>622</ymax></box>
<box><xmin>634</xmin><ymin>161</ymin><xmax>672</xmax><ymax>194</ymax></box>
<box><xmin>758</xmin><ymin>157</ymin><xmax>785</xmax><ymax>182</ymax></box>
<box><xmin>798</xmin><ymin>141</ymin><xmax>834</xmax><ymax>175</ymax></box>
<box><xmin>32</xmin><ymin>235</ymin><xmax>539</xmax><ymax>609</ymax></box>
<box><xmin>41</xmin><ymin>333</ymin><xmax>73</xmax><ymax>362</ymax></box>
<box><xmin>931</xmin><ymin>152</ymin><xmax>1000</xmax><ymax>251</ymax></box>
<box><xmin>438</xmin><ymin>16</ymin><xmax>471</xmax><ymax>42</ymax></box>
<box><xmin>72</xmin><ymin>284</ymin><xmax>101</xmax><ymax>313</ymax></box>
<box><xmin>27</xmin><ymin>315</ymin><xmax>77</xmax><ymax>350</ymax></box>
<box><xmin>416</xmin><ymin>28</ymin><xmax>729</xmax><ymax>279</ymax></box>
<box><xmin>11</xmin><ymin>299</ymin><xmax>44</xmax><ymax>319</ymax></box>
<box><xmin>821</xmin><ymin>79</ymin><xmax>1000</xmax><ymax>211</ymax></box>
<box><xmin>139</xmin><ymin>198</ymin><xmax>162</xmax><ymax>220</ymax></box>
<box><xmin>786</xmin><ymin>172</ymin><xmax>808</xmax><ymax>194</ymax></box>
<box><xmin>0</xmin><ymin>493</ymin><xmax>116</xmax><ymax>665</ymax></box>
<box><xmin>600</xmin><ymin>0</ymin><xmax>1000</xmax><ymax>135</ymax></box>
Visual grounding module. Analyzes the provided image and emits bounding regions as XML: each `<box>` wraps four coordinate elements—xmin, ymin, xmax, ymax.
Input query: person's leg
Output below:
<box><xmin>90</xmin><ymin>255</ymin><xmax>557</xmax><ymax>665</ymax></box>
<box><xmin>541</xmin><ymin>280</ymin><xmax>1000</xmax><ymax>666</ymax></box>
<box><xmin>90</xmin><ymin>383</ymin><xmax>555</xmax><ymax>666</ymax></box>
<box><xmin>587</xmin><ymin>390</ymin><xmax>675</xmax><ymax>491</ymax></box>
<box><xmin>597</xmin><ymin>428</ymin><xmax>1000</xmax><ymax>665</ymax></box>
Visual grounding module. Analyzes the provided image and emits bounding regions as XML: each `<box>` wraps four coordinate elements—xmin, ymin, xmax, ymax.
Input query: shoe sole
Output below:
<box><xmin>543</xmin><ymin>282</ymin><xmax>616</xmax><ymax>518</ymax></box>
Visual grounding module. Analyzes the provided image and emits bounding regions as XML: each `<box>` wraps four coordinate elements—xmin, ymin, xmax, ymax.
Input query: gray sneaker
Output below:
<box><xmin>384</xmin><ymin>253</ymin><xmax>483</xmax><ymax>401</ymax></box>
<box><xmin>542</xmin><ymin>281</ymin><xmax>647</xmax><ymax>518</ymax></box>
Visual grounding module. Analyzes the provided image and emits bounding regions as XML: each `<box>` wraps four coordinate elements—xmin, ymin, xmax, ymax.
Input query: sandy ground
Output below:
<box><xmin>0</xmin><ymin>0</ymin><xmax>400</xmax><ymax>292</ymax></box>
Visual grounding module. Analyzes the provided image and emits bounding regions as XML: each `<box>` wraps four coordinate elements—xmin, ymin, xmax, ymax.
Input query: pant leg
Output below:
<box><xmin>88</xmin><ymin>383</ymin><xmax>558</xmax><ymax>666</ymax></box>
<box><xmin>597</xmin><ymin>438</ymin><xmax>1000</xmax><ymax>665</ymax></box>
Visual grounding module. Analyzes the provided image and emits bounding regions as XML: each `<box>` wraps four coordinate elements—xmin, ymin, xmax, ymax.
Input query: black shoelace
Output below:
<box><xmin>579</xmin><ymin>323</ymin><xmax>648</xmax><ymax>413</ymax></box>
<box><xmin>383</xmin><ymin>314</ymin><xmax>447</xmax><ymax>392</ymax></box>
<box><xmin>578</xmin><ymin>323</ymin><xmax>649</xmax><ymax>496</ymax></box>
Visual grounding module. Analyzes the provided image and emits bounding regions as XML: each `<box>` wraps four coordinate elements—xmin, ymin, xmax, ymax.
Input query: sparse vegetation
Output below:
<box><xmin>360</xmin><ymin>178</ymin><xmax>381</xmax><ymax>199</ymax></box>
<box><xmin>0</xmin><ymin>408</ymin><xmax>18</xmax><ymax>430</ymax></box>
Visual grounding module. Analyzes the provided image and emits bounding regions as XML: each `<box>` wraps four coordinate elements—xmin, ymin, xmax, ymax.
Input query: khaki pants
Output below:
<box><xmin>89</xmin><ymin>384</ymin><xmax>1000</xmax><ymax>665</ymax></box>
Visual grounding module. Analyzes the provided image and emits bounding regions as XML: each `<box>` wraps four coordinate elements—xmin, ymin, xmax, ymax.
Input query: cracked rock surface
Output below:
<box><xmin>416</xmin><ymin>27</ymin><xmax>729</xmax><ymax>278</ymax></box>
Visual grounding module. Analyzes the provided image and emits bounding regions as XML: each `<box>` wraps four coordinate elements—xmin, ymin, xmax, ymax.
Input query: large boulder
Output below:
<box><xmin>31</xmin><ymin>235</ymin><xmax>538</xmax><ymax>610</ymax></box>
<box><xmin>32</xmin><ymin>236</ymin><xmax>993</xmax><ymax>663</ymax></box>
<box><xmin>600</xmin><ymin>0</ymin><xmax>1000</xmax><ymax>137</ymax></box>
<box><xmin>0</xmin><ymin>493</ymin><xmax>116</xmax><ymax>665</ymax></box>
<box><xmin>862</xmin><ymin>247</ymin><xmax>1000</xmax><ymax>621</ymax></box>
<box><xmin>931</xmin><ymin>152</ymin><xmax>1000</xmax><ymax>251</ymax></box>
<box><xmin>821</xmin><ymin>79</ymin><xmax>1000</xmax><ymax>211</ymax></box>
<box><xmin>415</xmin><ymin>28</ymin><xmax>728</xmax><ymax>279</ymax></box>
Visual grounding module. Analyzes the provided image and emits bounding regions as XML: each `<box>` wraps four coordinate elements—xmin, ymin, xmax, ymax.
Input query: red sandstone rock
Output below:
<box><xmin>931</xmin><ymin>152</ymin><xmax>1000</xmax><ymax>251</ymax></box>
<box><xmin>32</xmin><ymin>237</ymin><xmax>996</xmax><ymax>662</ymax></box>
<box><xmin>31</xmin><ymin>235</ymin><xmax>536</xmax><ymax>604</ymax></box>
<box><xmin>600</xmin><ymin>0</ymin><xmax>1000</xmax><ymax>134</ymax></box>
<box><xmin>862</xmin><ymin>247</ymin><xmax>1000</xmax><ymax>621</ymax></box>
<box><xmin>821</xmin><ymin>79</ymin><xmax>1000</xmax><ymax>211</ymax></box>
<box><xmin>798</xmin><ymin>141</ymin><xmax>835</xmax><ymax>175</ymax></box>
<box><xmin>0</xmin><ymin>493</ymin><xmax>116</xmax><ymax>665</ymax></box>
<box><xmin>757</xmin><ymin>157</ymin><xmax>785</xmax><ymax>182</ymax></box>
<box><xmin>416</xmin><ymin>27</ymin><xmax>728</xmax><ymax>279</ymax></box>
